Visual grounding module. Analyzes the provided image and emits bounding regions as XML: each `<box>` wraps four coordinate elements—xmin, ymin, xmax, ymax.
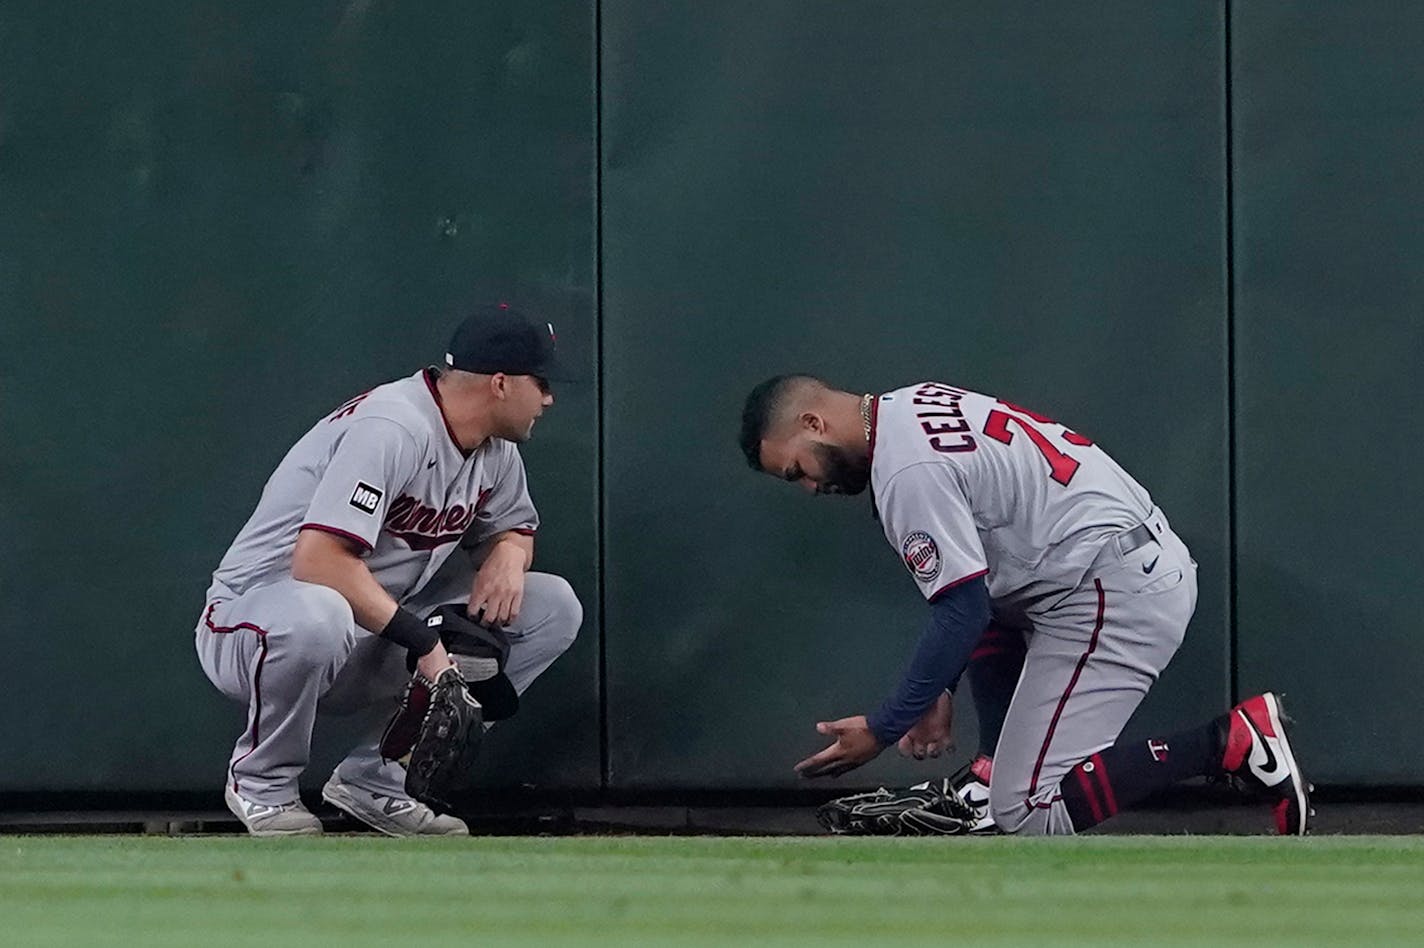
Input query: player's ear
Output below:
<box><xmin>799</xmin><ymin>411</ymin><xmax>825</xmax><ymax>434</ymax></box>
<box><xmin>490</xmin><ymin>373</ymin><xmax>508</xmax><ymax>399</ymax></box>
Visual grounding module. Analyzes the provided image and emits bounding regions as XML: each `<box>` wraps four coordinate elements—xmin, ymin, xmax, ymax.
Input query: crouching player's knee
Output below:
<box><xmin>538</xmin><ymin>574</ymin><xmax>583</xmax><ymax>656</ymax></box>
<box><xmin>281</xmin><ymin>582</ymin><xmax>357</xmax><ymax>666</ymax></box>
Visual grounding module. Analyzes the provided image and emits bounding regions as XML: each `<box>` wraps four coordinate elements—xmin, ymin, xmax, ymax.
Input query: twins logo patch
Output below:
<box><xmin>349</xmin><ymin>481</ymin><xmax>383</xmax><ymax>515</ymax></box>
<box><xmin>901</xmin><ymin>531</ymin><xmax>942</xmax><ymax>582</ymax></box>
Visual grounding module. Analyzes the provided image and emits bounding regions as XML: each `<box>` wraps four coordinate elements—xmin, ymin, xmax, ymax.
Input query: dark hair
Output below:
<box><xmin>738</xmin><ymin>374</ymin><xmax>823</xmax><ymax>470</ymax></box>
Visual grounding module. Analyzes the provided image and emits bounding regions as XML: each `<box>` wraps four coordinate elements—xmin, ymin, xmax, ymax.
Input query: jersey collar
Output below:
<box><xmin>422</xmin><ymin>367</ymin><xmax>473</xmax><ymax>458</ymax></box>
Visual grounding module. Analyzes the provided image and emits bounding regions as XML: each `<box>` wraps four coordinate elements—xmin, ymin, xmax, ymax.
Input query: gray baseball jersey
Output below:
<box><xmin>206</xmin><ymin>368</ymin><xmax>537</xmax><ymax>608</ymax></box>
<box><xmin>870</xmin><ymin>381</ymin><xmax>1154</xmax><ymax>604</ymax></box>
<box><xmin>870</xmin><ymin>381</ymin><xmax>1196</xmax><ymax>836</ymax></box>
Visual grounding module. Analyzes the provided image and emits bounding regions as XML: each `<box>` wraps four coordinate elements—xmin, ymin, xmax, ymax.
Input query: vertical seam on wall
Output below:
<box><xmin>594</xmin><ymin>0</ymin><xmax>609</xmax><ymax>789</ymax></box>
<box><xmin>1223</xmin><ymin>0</ymin><xmax>1239</xmax><ymax>705</ymax></box>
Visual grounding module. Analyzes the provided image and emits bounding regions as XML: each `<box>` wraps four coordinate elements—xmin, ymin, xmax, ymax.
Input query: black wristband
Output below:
<box><xmin>380</xmin><ymin>607</ymin><xmax>439</xmax><ymax>657</ymax></box>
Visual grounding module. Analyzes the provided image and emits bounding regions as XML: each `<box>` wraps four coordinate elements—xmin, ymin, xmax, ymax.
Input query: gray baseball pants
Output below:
<box><xmin>194</xmin><ymin>560</ymin><xmax>581</xmax><ymax>806</ymax></box>
<box><xmin>986</xmin><ymin>508</ymin><xmax>1197</xmax><ymax>835</ymax></box>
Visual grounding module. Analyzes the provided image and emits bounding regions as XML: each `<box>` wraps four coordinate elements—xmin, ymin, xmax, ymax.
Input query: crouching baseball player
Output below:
<box><xmin>740</xmin><ymin>375</ymin><xmax>1312</xmax><ymax>837</ymax></box>
<box><xmin>196</xmin><ymin>304</ymin><xmax>582</xmax><ymax>836</ymax></box>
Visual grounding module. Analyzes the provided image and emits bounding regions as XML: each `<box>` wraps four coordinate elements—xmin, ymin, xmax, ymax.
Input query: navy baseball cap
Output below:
<box><xmin>445</xmin><ymin>303</ymin><xmax>572</xmax><ymax>381</ymax></box>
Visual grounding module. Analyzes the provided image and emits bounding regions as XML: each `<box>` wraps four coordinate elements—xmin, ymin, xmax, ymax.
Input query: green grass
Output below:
<box><xmin>2</xmin><ymin>835</ymin><xmax>1422</xmax><ymax>946</ymax></box>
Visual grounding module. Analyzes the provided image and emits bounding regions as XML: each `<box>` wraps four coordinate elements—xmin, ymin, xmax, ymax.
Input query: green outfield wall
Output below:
<box><xmin>0</xmin><ymin>2</ymin><xmax>1412</xmax><ymax>793</ymax></box>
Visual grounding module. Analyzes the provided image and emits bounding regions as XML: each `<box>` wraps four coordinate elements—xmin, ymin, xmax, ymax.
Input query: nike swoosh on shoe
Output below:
<box><xmin>1240</xmin><ymin>709</ymin><xmax>1287</xmax><ymax>785</ymax></box>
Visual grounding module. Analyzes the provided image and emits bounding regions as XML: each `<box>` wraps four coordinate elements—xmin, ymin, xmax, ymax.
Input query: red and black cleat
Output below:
<box><xmin>1222</xmin><ymin>692</ymin><xmax>1314</xmax><ymax>835</ymax></box>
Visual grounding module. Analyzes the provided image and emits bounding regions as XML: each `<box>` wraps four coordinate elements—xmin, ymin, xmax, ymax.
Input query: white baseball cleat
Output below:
<box><xmin>951</xmin><ymin>754</ymin><xmax>998</xmax><ymax>834</ymax></box>
<box><xmin>321</xmin><ymin>773</ymin><xmax>470</xmax><ymax>837</ymax></box>
<box><xmin>224</xmin><ymin>784</ymin><xmax>323</xmax><ymax>837</ymax></box>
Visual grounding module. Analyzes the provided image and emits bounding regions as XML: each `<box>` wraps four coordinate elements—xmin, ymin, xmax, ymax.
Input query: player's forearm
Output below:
<box><xmin>488</xmin><ymin>531</ymin><xmax>534</xmax><ymax>570</ymax></box>
<box><xmin>866</xmin><ymin>578</ymin><xmax>992</xmax><ymax>746</ymax></box>
<box><xmin>291</xmin><ymin>528</ymin><xmax>399</xmax><ymax>631</ymax></box>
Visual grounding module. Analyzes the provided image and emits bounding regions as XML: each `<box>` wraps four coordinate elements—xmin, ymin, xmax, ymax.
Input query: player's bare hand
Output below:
<box><xmin>469</xmin><ymin>544</ymin><xmax>527</xmax><ymax>625</ymax></box>
<box><xmin>795</xmin><ymin>715</ymin><xmax>884</xmax><ymax>779</ymax></box>
<box><xmin>897</xmin><ymin>691</ymin><xmax>956</xmax><ymax>760</ymax></box>
<box><xmin>414</xmin><ymin>641</ymin><xmax>456</xmax><ymax>681</ymax></box>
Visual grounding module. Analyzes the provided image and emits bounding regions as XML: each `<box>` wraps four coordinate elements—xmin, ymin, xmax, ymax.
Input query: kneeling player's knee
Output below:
<box><xmin>988</xmin><ymin>772</ymin><xmax>1061</xmax><ymax>835</ymax></box>
<box><xmin>990</xmin><ymin>778</ymin><xmax>1070</xmax><ymax>836</ymax></box>
<box><xmin>988</xmin><ymin>788</ymin><xmax>1031</xmax><ymax>835</ymax></box>
<box><xmin>280</xmin><ymin>583</ymin><xmax>356</xmax><ymax>663</ymax></box>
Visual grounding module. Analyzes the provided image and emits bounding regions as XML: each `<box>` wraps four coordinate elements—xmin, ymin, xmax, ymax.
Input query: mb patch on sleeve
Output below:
<box><xmin>349</xmin><ymin>481</ymin><xmax>384</xmax><ymax>515</ymax></box>
<box><xmin>901</xmin><ymin>531</ymin><xmax>942</xmax><ymax>582</ymax></box>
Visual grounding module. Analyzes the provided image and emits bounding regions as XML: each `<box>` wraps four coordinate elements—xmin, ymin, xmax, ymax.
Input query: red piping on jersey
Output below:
<box><xmin>299</xmin><ymin>523</ymin><xmax>374</xmax><ymax>553</ymax></box>
<box><xmin>1028</xmin><ymin>578</ymin><xmax>1106</xmax><ymax>800</ymax></box>
<box><xmin>423</xmin><ymin>368</ymin><xmax>472</xmax><ymax>457</ymax></box>
<box><xmin>928</xmin><ymin>568</ymin><xmax>988</xmax><ymax>601</ymax></box>
<box><xmin>203</xmin><ymin>603</ymin><xmax>271</xmax><ymax>795</ymax></box>
<box><xmin>509</xmin><ymin>527</ymin><xmax>537</xmax><ymax>536</ymax></box>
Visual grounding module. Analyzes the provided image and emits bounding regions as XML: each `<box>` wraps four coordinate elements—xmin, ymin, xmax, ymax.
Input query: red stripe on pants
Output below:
<box><xmin>1029</xmin><ymin>579</ymin><xmax>1107</xmax><ymax>798</ymax></box>
<box><xmin>227</xmin><ymin>630</ymin><xmax>270</xmax><ymax>793</ymax></box>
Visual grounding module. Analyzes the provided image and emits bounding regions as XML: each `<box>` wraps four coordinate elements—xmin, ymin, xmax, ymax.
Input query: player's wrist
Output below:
<box><xmin>380</xmin><ymin>607</ymin><xmax>440</xmax><ymax>656</ymax></box>
<box><xmin>414</xmin><ymin>647</ymin><xmax>456</xmax><ymax>681</ymax></box>
<box><xmin>865</xmin><ymin>711</ymin><xmax>899</xmax><ymax>748</ymax></box>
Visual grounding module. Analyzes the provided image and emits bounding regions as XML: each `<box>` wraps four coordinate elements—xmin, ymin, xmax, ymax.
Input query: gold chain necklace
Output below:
<box><xmin>860</xmin><ymin>393</ymin><xmax>874</xmax><ymax>442</ymax></box>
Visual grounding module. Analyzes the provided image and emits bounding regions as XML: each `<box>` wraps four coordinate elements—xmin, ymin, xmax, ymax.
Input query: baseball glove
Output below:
<box><xmin>379</xmin><ymin>665</ymin><xmax>484</xmax><ymax>811</ymax></box>
<box><xmin>421</xmin><ymin>604</ymin><xmax>519</xmax><ymax>721</ymax></box>
<box><xmin>815</xmin><ymin>777</ymin><xmax>979</xmax><ymax>836</ymax></box>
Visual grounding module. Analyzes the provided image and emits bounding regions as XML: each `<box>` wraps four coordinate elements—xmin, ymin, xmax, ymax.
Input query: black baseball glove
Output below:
<box><xmin>412</xmin><ymin>604</ymin><xmax>520</xmax><ymax>721</ymax></box>
<box><xmin>379</xmin><ymin>665</ymin><xmax>484</xmax><ymax>811</ymax></box>
<box><xmin>815</xmin><ymin>777</ymin><xmax>979</xmax><ymax>836</ymax></box>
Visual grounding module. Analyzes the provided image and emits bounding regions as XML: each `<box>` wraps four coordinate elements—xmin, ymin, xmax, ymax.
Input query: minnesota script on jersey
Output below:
<box><xmin>207</xmin><ymin>369</ymin><xmax>537</xmax><ymax>607</ymax></box>
<box><xmin>871</xmin><ymin>382</ymin><xmax>1154</xmax><ymax>603</ymax></box>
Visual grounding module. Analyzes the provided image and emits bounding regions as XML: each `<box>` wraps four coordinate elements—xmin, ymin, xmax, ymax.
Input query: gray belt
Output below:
<box><xmin>1115</xmin><ymin>522</ymin><xmax>1158</xmax><ymax>556</ymax></box>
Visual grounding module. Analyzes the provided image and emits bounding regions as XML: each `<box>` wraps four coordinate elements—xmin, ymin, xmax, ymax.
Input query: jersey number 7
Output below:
<box><xmin>983</xmin><ymin>400</ymin><xmax>1093</xmax><ymax>486</ymax></box>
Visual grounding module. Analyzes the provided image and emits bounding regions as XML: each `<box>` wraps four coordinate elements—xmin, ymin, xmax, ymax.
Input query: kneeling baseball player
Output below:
<box><xmin>740</xmin><ymin>375</ymin><xmax>1311</xmax><ymax>837</ymax></box>
<box><xmin>196</xmin><ymin>304</ymin><xmax>582</xmax><ymax>836</ymax></box>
